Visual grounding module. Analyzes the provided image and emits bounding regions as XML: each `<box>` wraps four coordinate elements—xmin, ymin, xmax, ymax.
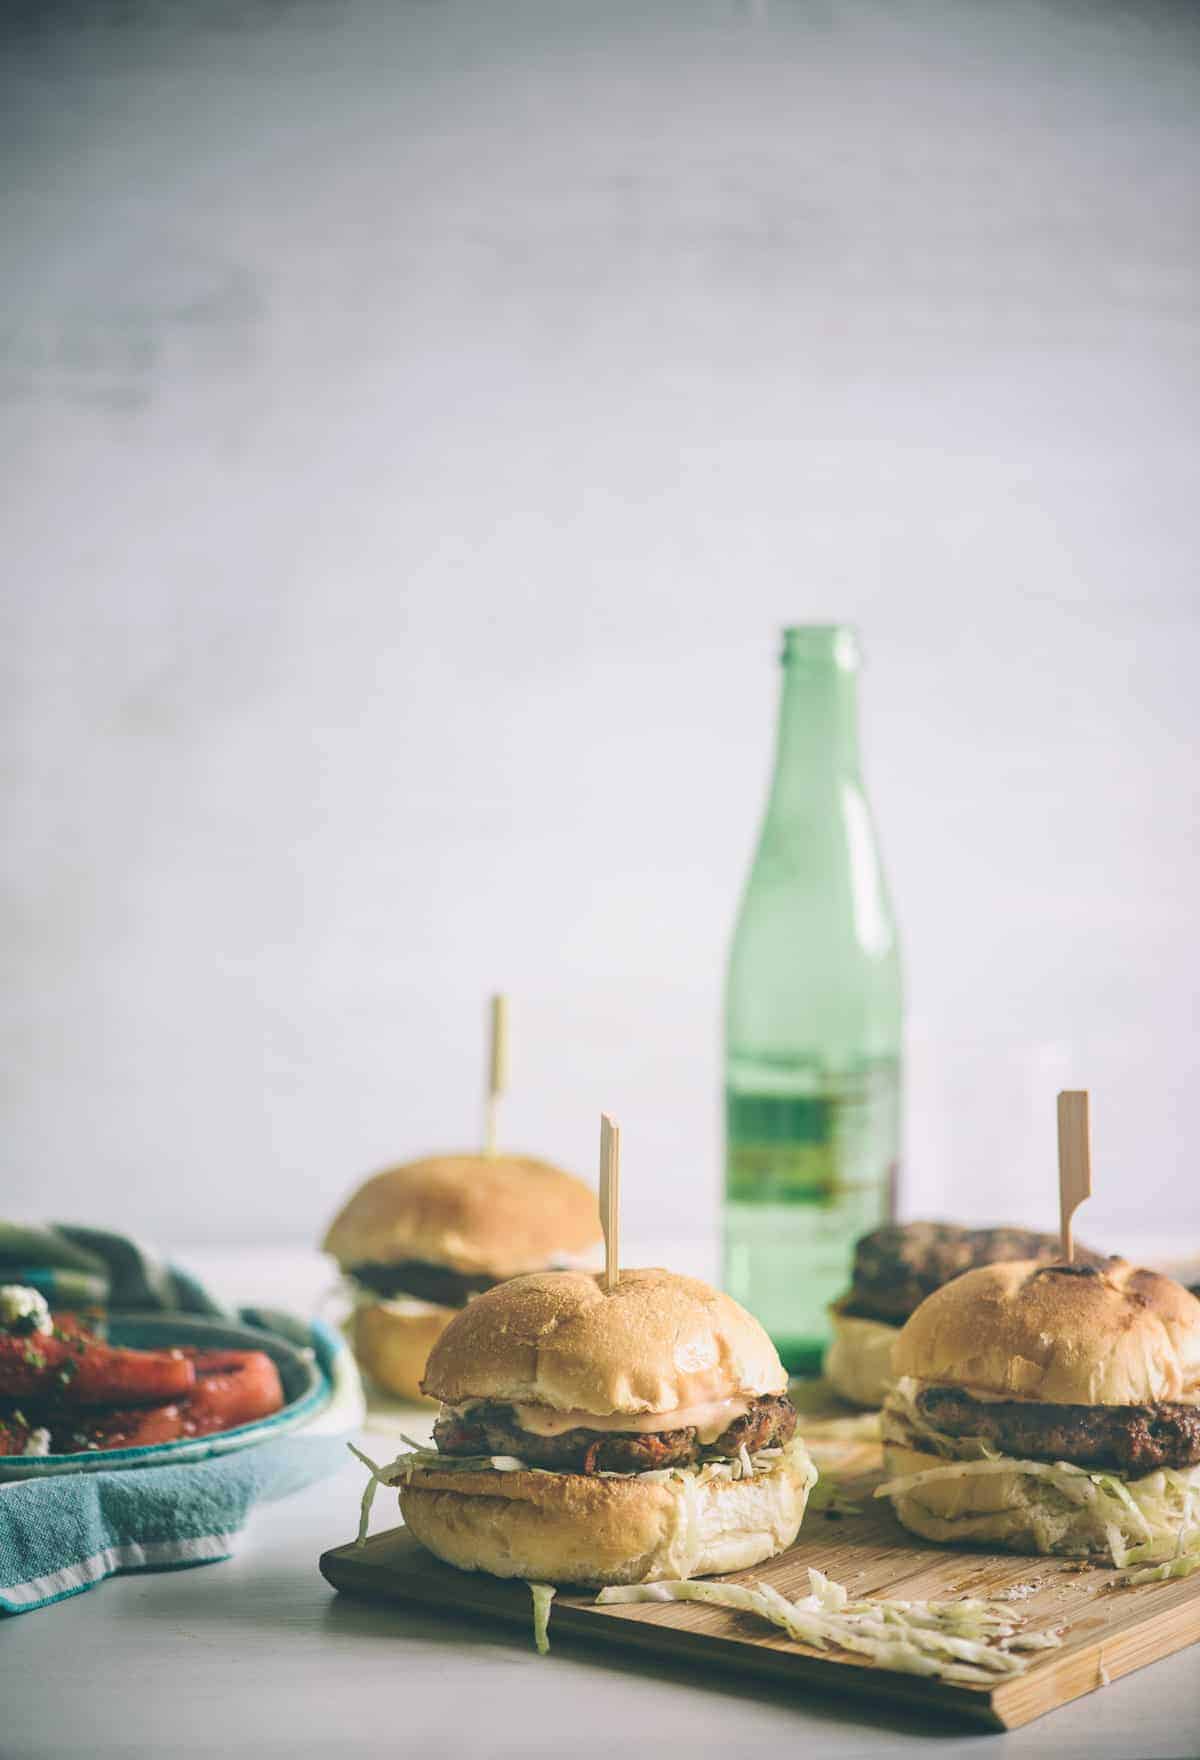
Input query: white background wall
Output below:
<box><xmin>3</xmin><ymin>0</ymin><xmax>1198</xmax><ymax>1257</ymax></box>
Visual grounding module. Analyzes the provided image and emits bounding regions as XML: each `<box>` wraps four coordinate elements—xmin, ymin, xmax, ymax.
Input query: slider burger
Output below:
<box><xmin>876</xmin><ymin>1259</ymin><xmax>1200</xmax><ymax>1568</ymax></box>
<box><xmin>322</xmin><ymin>1155</ymin><xmax>602</xmax><ymax>1402</ymax></box>
<box><xmin>386</xmin><ymin>1267</ymin><xmax>816</xmax><ymax>1585</ymax></box>
<box><xmin>826</xmin><ymin>1222</ymin><xmax>1107</xmax><ymax>1408</ymax></box>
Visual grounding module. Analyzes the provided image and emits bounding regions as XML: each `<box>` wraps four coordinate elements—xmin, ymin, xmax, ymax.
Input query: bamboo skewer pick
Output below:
<box><xmin>483</xmin><ymin>994</ymin><xmax>509</xmax><ymax>1159</ymax></box>
<box><xmin>1056</xmin><ymin>1090</ymin><xmax>1092</xmax><ymax>1264</ymax></box>
<box><xmin>599</xmin><ymin>1113</ymin><xmax>621</xmax><ymax>1293</ymax></box>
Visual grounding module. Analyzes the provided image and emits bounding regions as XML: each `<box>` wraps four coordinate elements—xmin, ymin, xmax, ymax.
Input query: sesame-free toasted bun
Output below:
<box><xmin>321</xmin><ymin>1154</ymin><xmax>602</xmax><ymax>1277</ymax></box>
<box><xmin>824</xmin><ymin>1306</ymin><xmax>899</xmax><ymax>1409</ymax></box>
<box><xmin>421</xmin><ymin>1267</ymin><xmax>788</xmax><ymax>1415</ymax></box>
<box><xmin>352</xmin><ymin>1301</ymin><xmax>455</xmax><ymax>1404</ymax></box>
<box><xmin>894</xmin><ymin>1259</ymin><xmax>1200</xmax><ymax>1406</ymax></box>
<box><xmin>398</xmin><ymin>1439</ymin><xmax>817</xmax><ymax>1587</ymax></box>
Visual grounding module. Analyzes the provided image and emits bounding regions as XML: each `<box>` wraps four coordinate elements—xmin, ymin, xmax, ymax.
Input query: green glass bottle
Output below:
<box><xmin>723</xmin><ymin>626</ymin><xmax>902</xmax><ymax>1375</ymax></box>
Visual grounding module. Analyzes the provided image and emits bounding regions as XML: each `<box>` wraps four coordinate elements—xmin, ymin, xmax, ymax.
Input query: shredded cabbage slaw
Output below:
<box><xmin>528</xmin><ymin>1582</ymin><xmax>556</xmax><ymax>1654</ymax></box>
<box><xmin>597</xmin><ymin>1567</ymin><xmax>1063</xmax><ymax>1684</ymax></box>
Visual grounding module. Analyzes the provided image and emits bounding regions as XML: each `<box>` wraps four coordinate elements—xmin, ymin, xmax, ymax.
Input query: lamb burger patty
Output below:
<box><xmin>917</xmin><ymin>1385</ymin><xmax>1200</xmax><ymax>1477</ymax></box>
<box><xmin>348</xmin><ymin>1261</ymin><xmax>498</xmax><ymax>1306</ymax></box>
<box><xmin>433</xmin><ymin>1392</ymin><xmax>798</xmax><ymax>1474</ymax></box>
<box><xmin>844</xmin><ymin>1223</ymin><xmax>1111</xmax><ymax>1325</ymax></box>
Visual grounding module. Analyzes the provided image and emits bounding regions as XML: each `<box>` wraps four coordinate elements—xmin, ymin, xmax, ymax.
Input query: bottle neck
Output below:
<box><xmin>766</xmin><ymin>629</ymin><xmax>862</xmax><ymax>803</ymax></box>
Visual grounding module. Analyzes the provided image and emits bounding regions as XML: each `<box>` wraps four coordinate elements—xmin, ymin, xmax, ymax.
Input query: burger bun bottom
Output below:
<box><xmin>824</xmin><ymin>1309</ymin><xmax>898</xmax><ymax>1408</ymax></box>
<box><xmin>882</xmin><ymin>1440</ymin><xmax>1168</xmax><ymax>1559</ymax></box>
<box><xmin>353</xmin><ymin>1300</ymin><xmax>454</xmax><ymax>1404</ymax></box>
<box><xmin>399</xmin><ymin>1437</ymin><xmax>817</xmax><ymax>1587</ymax></box>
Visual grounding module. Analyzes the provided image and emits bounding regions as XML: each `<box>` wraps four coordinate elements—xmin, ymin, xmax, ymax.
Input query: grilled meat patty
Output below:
<box><xmin>916</xmin><ymin>1385</ymin><xmax>1200</xmax><ymax>1477</ymax></box>
<box><xmin>842</xmin><ymin>1223</ymin><xmax>1111</xmax><ymax>1325</ymax></box>
<box><xmin>433</xmin><ymin>1392</ymin><xmax>798</xmax><ymax>1474</ymax></box>
<box><xmin>348</xmin><ymin>1261</ymin><xmax>498</xmax><ymax>1307</ymax></box>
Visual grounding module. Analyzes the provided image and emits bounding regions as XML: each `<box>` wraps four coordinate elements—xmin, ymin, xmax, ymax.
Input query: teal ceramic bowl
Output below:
<box><xmin>0</xmin><ymin>1312</ymin><xmax>330</xmax><ymax>1480</ymax></box>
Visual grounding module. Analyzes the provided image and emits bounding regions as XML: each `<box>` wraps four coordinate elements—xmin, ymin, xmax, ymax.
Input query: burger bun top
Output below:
<box><xmin>421</xmin><ymin>1266</ymin><xmax>788</xmax><ymax>1415</ymax></box>
<box><xmin>322</xmin><ymin>1154</ymin><xmax>602</xmax><ymax>1277</ymax></box>
<box><xmin>894</xmin><ymin>1257</ymin><xmax>1200</xmax><ymax>1406</ymax></box>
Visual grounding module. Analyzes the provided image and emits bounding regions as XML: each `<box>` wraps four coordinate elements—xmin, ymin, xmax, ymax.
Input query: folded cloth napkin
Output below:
<box><xmin>0</xmin><ymin>1227</ymin><xmax>363</xmax><ymax>1615</ymax></box>
<box><xmin>0</xmin><ymin>1222</ymin><xmax>224</xmax><ymax>1318</ymax></box>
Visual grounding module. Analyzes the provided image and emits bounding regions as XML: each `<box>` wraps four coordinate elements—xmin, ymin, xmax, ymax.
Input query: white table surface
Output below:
<box><xmin>3</xmin><ymin>1248</ymin><xmax>1198</xmax><ymax>1760</ymax></box>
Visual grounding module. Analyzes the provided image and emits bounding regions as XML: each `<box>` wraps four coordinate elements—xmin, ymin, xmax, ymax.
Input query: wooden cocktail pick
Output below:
<box><xmin>1056</xmin><ymin>1090</ymin><xmax>1092</xmax><ymax>1264</ymax></box>
<box><xmin>483</xmin><ymin>993</ymin><xmax>509</xmax><ymax>1159</ymax></box>
<box><xmin>599</xmin><ymin>1112</ymin><xmax>621</xmax><ymax>1293</ymax></box>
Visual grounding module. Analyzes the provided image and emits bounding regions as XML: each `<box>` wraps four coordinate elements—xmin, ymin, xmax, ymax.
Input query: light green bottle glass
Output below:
<box><xmin>723</xmin><ymin>626</ymin><xmax>903</xmax><ymax>1375</ymax></box>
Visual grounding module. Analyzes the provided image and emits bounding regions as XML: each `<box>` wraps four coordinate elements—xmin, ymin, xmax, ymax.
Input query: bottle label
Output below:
<box><xmin>726</xmin><ymin>1070</ymin><xmax>898</xmax><ymax>1208</ymax></box>
<box><xmin>727</xmin><ymin>1095</ymin><xmax>835</xmax><ymax>1200</ymax></box>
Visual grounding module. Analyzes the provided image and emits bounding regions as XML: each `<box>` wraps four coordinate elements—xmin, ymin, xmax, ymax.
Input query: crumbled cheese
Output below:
<box><xmin>0</xmin><ymin>1285</ymin><xmax>52</xmax><ymax>1336</ymax></box>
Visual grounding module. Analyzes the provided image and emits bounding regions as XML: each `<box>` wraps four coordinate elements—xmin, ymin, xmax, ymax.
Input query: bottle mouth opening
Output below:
<box><xmin>781</xmin><ymin>625</ymin><xmax>860</xmax><ymax>669</ymax></box>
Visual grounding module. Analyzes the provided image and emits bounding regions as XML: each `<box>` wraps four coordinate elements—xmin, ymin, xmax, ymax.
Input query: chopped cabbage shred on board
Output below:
<box><xmin>596</xmin><ymin>1568</ymin><xmax>1064</xmax><ymax>1685</ymax></box>
<box><xmin>1114</xmin><ymin>1553</ymin><xmax>1200</xmax><ymax>1586</ymax></box>
<box><xmin>527</xmin><ymin>1583</ymin><xmax>556</xmax><ymax>1655</ymax></box>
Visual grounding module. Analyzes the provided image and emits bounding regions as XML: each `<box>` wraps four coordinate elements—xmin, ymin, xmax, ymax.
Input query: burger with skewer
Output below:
<box><xmin>359</xmin><ymin>1266</ymin><xmax>817</xmax><ymax>1586</ymax></box>
<box><xmin>875</xmin><ymin>1258</ymin><xmax>1200</xmax><ymax>1572</ymax></box>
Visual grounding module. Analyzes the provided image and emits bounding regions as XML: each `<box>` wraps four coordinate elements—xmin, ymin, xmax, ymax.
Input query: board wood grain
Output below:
<box><xmin>320</xmin><ymin>1432</ymin><xmax>1200</xmax><ymax>1731</ymax></box>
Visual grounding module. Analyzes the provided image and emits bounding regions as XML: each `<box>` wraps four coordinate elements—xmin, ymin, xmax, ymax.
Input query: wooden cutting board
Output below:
<box><xmin>319</xmin><ymin>1426</ymin><xmax>1200</xmax><ymax>1731</ymax></box>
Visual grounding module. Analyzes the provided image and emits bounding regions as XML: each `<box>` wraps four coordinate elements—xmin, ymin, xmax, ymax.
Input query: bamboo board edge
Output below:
<box><xmin>320</xmin><ymin>1521</ymin><xmax>1200</xmax><ymax>1735</ymax></box>
<box><xmin>319</xmin><ymin>1535</ymin><xmax>1005</xmax><ymax>1730</ymax></box>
